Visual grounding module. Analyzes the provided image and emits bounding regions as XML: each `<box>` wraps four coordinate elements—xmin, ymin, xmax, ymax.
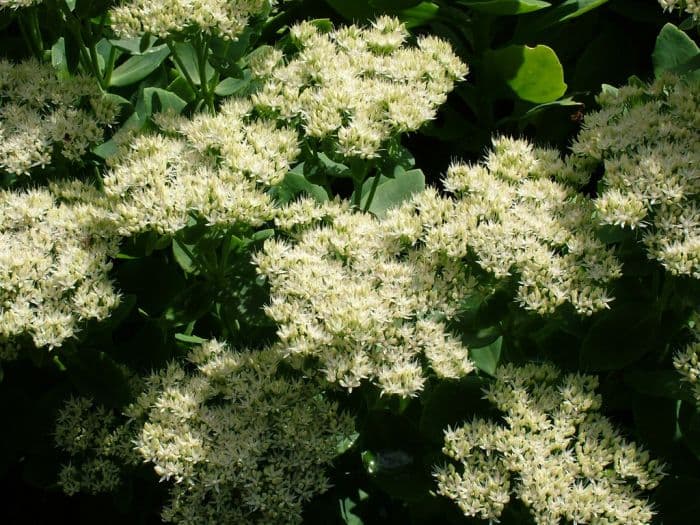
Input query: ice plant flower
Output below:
<box><xmin>435</xmin><ymin>363</ymin><xmax>666</xmax><ymax>525</ymax></box>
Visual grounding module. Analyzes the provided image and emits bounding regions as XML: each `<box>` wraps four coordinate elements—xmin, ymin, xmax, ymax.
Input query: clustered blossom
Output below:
<box><xmin>658</xmin><ymin>0</ymin><xmax>700</xmax><ymax>20</ymax></box>
<box><xmin>674</xmin><ymin>310</ymin><xmax>700</xmax><ymax>407</ymax></box>
<box><xmin>125</xmin><ymin>340</ymin><xmax>354</xmax><ymax>524</ymax></box>
<box><xmin>0</xmin><ymin>0</ymin><xmax>42</xmax><ymax>9</ymax></box>
<box><xmin>571</xmin><ymin>74</ymin><xmax>700</xmax><ymax>278</ymax></box>
<box><xmin>110</xmin><ymin>0</ymin><xmax>270</xmax><ymax>40</ymax></box>
<box><xmin>101</xmin><ymin>98</ymin><xmax>299</xmax><ymax>235</ymax></box>
<box><xmin>252</xmin><ymin>16</ymin><xmax>467</xmax><ymax>159</ymax></box>
<box><xmin>0</xmin><ymin>59</ymin><xmax>119</xmax><ymax>175</ymax></box>
<box><xmin>435</xmin><ymin>363</ymin><xmax>666</xmax><ymax>525</ymax></box>
<box><xmin>0</xmin><ymin>184</ymin><xmax>120</xmax><ymax>349</ymax></box>
<box><xmin>256</xmin><ymin>193</ymin><xmax>478</xmax><ymax>397</ymax></box>
<box><xmin>436</xmin><ymin>137</ymin><xmax>621</xmax><ymax>315</ymax></box>
<box><xmin>54</xmin><ymin>396</ymin><xmax>139</xmax><ymax>496</ymax></box>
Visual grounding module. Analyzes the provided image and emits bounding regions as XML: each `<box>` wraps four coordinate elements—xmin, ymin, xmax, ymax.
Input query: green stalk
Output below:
<box><xmin>196</xmin><ymin>34</ymin><xmax>215</xmax><ymax>113</ymax></box>
<box><xmin>362</xmin><ymin>167</ymin><xmax>380</xmax><ymax>213</ymax></box>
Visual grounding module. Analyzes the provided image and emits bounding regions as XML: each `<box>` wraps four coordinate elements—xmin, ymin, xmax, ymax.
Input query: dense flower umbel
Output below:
<box><xmin>101</xmin><ymin>99</ymin><xmax>298</xmax><ymax>235</ymax></box>
<box><xmin>0</xmin><ymin>184</ymin><xmax>120</xmax><ymax>349</ymax></box>
<box><xmin>0</xmin><ymin>0</ymin><xmax>42</xmax><ymax>9</ymax></box>
<box><xmin>435</xmin><ymin>363</ymin><xmax>666</xmax><ymax>525</ymax></box>
<box><xmin>439</xmin><ymin>137</ymin><xmax>621</xmax><ymax>315</ymax></box>
<box><xmin>0</xmin><ymin>59</ymin><xmax>119</xmax><ymax>175</ymax></box>
<box><xmin>54</xmin><ymin>396</ymin><xmax>140</xmax><ymax>496</ymax></box>
<box><xmin>256</xmin><ymin>195</ymin><xmax>478</xmax><ymax>397</ymax></box>
<box><xmin>658</xmin><ymin>0</ymin><xmax>700</xmax><ymax>19</ymax></box>
<box><xmin>110</xmin><ymin>0</ymin><xmax>270</xmax><ymax>40</ymax></box>
<box><xmin>252</xmin><ymin>17</ymin><xmax>467</xmax><ymax>160</ymax></box>
<box><xmin>125</xmin><ymin>340</ymin><xmax>354</xmax><ymax>525</ymax></box>
<box><xmin>674</xmin><ymin>311</ymin><xmax>700</xmax><ymax>407</ymax></box>
<box><xmin>571</xmin><ymin>74</ymin><xmax>700</xmax><ymax>278</ymax></box>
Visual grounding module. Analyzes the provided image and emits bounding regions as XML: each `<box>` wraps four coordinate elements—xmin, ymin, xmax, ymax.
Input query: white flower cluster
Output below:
<box><xmin>435</xmin><ymin>363</ymin><xmax>666</xmax><ymax>525</ymax></box>
<box><xmin>658</xmin><ymin>0</ymin><xmax>700</xmax><ymax>19</ymax></box>
<box><xmin>252</xmin><ymin>16</ymin><xmax>467</xmax><ymax>159</ymax></box>
<box><xmin>125</xmin><ymin>339</ymin><xmax>354</xmax><ymax>524</ymax></box>
<box><xmin>0</xmin><ymin>59</ymin><xmax>119</xmax><ymax>175</ymax></box>
<box><xmin>54</xmin><ymin>396</ymin><xmax>139</xmax><ymax>496</ymax></box>
<box><xmin>110</xmin><ymin>0</ymin><xmax>269</xmax><ymax>40</ymax></box>
<box><xmin>571</xmin><ymin>74</ymin><xmax>700</xmax><ymax>278</ymax></box>
<box><xmin>102</xmin><ymin>99</ymin><xmax>299</xmax><ymax>235</ymax></box>
<box><xmin>438</xmin><ymin>137</ymin><xmax>621</xmax><ymax>315</ymax></box>
<box><xmin>256</xmin><ymin>193</ymin><xmax>478</xmax><ymax>397</ymax></box>
<box><xmin>0</xmin><ymin>0</ymin><xmax>42</xmax><ymax>9</ymax></box>
<box><xmin>0</xmin><ymin>184</ymin><xmax>120</xmax><ymax>349</ymax></box>
<box><xmin>674</xmin><ymin>311</ymin><xmax>700</xmax><ymax>407</ymax></box>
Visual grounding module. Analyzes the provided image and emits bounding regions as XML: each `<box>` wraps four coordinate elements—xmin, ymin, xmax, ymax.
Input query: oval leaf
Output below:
<box><xmin>457</xmin><ymin>0</ymin><xmax>551</xmax><ymax>15</ymax></box>
<box><xmin>109</xmin><ymin>45</ymin><xmax>170</xmax><ymax>87</ymax></box>
<box><xmin>485</xmin><ymin>44</ymin><xmax>567</xmax><ymax>103</ymax></box>
<box><xmin>653</xmin><ymin>23</ymin><xmax>700</xmax><ymax>80</ymax></box>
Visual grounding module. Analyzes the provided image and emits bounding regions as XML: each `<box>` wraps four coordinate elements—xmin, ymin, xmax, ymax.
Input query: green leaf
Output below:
<box><xmin>143</xmin><ymin>87</ymin><xmax>187</xmax><ymax>114</ymax></box>
<box><xmin>109</xmin><ymin>45</ymin><xmax>170</xmax><ymax>87</ymax></box>
<box><xmin>318</xmin><ymin>152</ymin><xmax>352</xmax><ymax>178</ymax></box>
<box><xmin>360</xmin><ymin>167</ymin><xmax>425</xmax><ymax>218</ymax></box>
<box><xmin>652</xmin><ymin>23</ymin><xmax>700</xmax><ymax>80</ymax></box>
<box><xmin>484</xmin><ymin>44</ymin><xmax>567</xmax><ymax>103</ymax></box>
<box><xmin>470</xmin><ymin>336</ymin><xmax>502</xmax><ymax>376</ymax></box>
<box><xmin>579</xmin><ymin>303</ymin><xmax>659</xmax><ymax>371</ymax></box>
<box><xmin>172</xmin><ymin>41</ymin><xmax>215</xmax><ymax>86</ymax></box>
<box><xmin>274</xmin><ymin>165</ymin><xmax>329</xmax><ymax>204</ymax></box>
<box><xmin>172</xmin><ymin>238</ymin><xmax>196</xmax><ymax>273</ymax></box>
<box><xmin>174</xmin><ymin>333</ymin><xmax>208</xmax><ymax>344</ymax></box>
<box><xmin>214</xmin><ymin>76</ymin><xmax>250</xmax><ymax>96</ymax></box>
<box><xmin>624</xmin><ymin>370</ymin><xmax>696</xmax><ymax>404</ymax></box>
<box><xmin>419</xmin><ymin>377</ymin><xmax>491</xmax><ymax>444</ymax></box>
<box><xmin>457</xmin><ymin>0</ymin><xmax>551</xmax><ymax>15</ymax></box>
<box><xmin>400</xmin><ymin>2</ymin><xmax>440</xmax><ymax>27</ymax></box>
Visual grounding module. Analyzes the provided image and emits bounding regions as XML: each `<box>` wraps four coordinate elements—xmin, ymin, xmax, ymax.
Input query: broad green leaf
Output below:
<box><xmin>109</xmin><ymin>37</ymin><xmax>145</xmax><ymax>55</ymax></box>
<box><xmin>318</xmin><ymin>152</ymin><xmax>352</xmax><ymax>178</ymax></box>
<box><xmin>484</xmin><ymin>45</ymin><xmax>567</xmax><ymax>103</ymax></box>
<box><xmin>419</xmin><ymin>377</ymin><xmax>491</xmax><ymax>443</ymax></box>
<box><xmin>172</xmin><ymin>238</ymin><xmax>196</xmax><ymax>273</ymax></box>
<box><xmin>143</xmin><ymin>87</ymin><xmax>187</xmax><ymax>114</ymax></box>
<box><xmin>624</xmin><ymin>370</ymin><xmax>696</xmax><ymax>403</ymax></box>
<box><xmin>653</xmin><ymin>23</ymin><xmax>700</xmax><ymax>80</ymax></box>
<box><xmin>214</xmin><ymin>76</ymin><xmax>250</xmax><ymax>96</ymax></box>
<box><xmin>457</xmin><ymin>0</ymin><xmax>551</xmax><ymax>15</ymax></box>
<box><xmin>470</xmin><ymin>336</ymin><xmax>502</xmax><ymax>376</ymax></box>
<box><xmin>172</xmin><ymin>42</ymin><xmax>215</xmax><ymax>86</ymax></box>
<box><xmin>400</xmin><ymin>2</ymin><xmax>440</xmax><ymax>27</ymax></box>
<box><xmin>360</xmin><ymin>167</ymin><xmax>425</xmax><ymax>218</ymax></box>
<box><xmin>274</xmin><ymin>165</ymin><xmax>329</xmax><ymax>204</ymax></box>
<box><xmin>579</xmin><ymin>304</ymin><xmax>659</xmax><ymax>371</ymax></box>
<box><xmin>109</xmin><ymin>45</ymin><xmax>170</xmax><ymax>87</ymax></box>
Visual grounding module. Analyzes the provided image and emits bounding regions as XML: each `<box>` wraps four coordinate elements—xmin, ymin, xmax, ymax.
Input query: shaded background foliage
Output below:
<box><xmin>0</xmin><ymin>1</ymin><xmax>699</xmax><ymax>523</ymax></box>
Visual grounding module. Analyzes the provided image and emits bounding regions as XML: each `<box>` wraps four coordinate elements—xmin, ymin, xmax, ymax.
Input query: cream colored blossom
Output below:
<box><xmin>571</xmin><ymin>74</ymin><xmax>700</xmax><ymax>278</ymax></box>
<box><xmin>126</xmin><ymin>340</ymin><xmax>354</xmax><ymax>524</ymax></box>
<box><xmin>435</xmin><ymin>363</ymin><xmax>666</xmax><ymax>525</ymax></box>
<box><xmin>54</xmin><ymin>396</ymin><xmax>139</xmax><ymax>495</ymax></box>
<box><xmin>0</xmin><ymin>184</ymin><xmax>120</xmax><ymax>349</ymax></box>
<box><xmin>110</xmin><ymin>0</ymin><xmax>270</xmax><ymax>40</ymax></box>
<box><xmin>253</xmin><ymin>17</ymin><xmax>467</xmax><ymax>160</ymax></box>
<box><xmin>439</xmin><ymin>137</ymin><xmax>621</xmax><ymax>315</ymax></box>
<box><xmin>0</xmin><ymin>59</ymin><xmax>119</xmax><ymax>175</ymax></box>
<box><xmin>674</xmin><ymin>311</ymin><xmax>700</xmax><ymax>407</ymax></box>
<box><xmin>255</xmin><ymin>197</ymin><xmax>477</xmax><ymax>397</ymax></box>
<box><xmin>102</xmin><ymin>99</ymin><xmax>298</xmax><ymax>235</ymax></box>
<box><xmin>0</xmin><ymin>1</ymin><xmax>42</xmax><ymax>9</ymax></box>
<box><xmin>658</xmin><ymin>0</ymin><xmax>700</xmax><ymax>19</ymax></box>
